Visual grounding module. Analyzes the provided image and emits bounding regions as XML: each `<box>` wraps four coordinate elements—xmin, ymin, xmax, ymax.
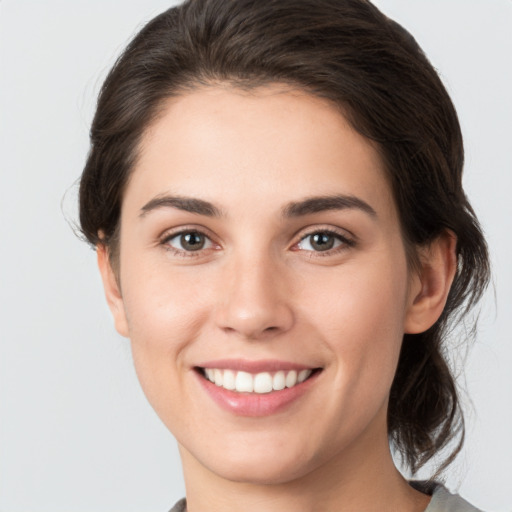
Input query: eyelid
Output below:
<box><xmin>159</xmin><ymin>223</ymin><xmax>217</xmax><ymax>241</ymax></box>
<box><xmin>291</xmin><ymin>225</ymin><xmax>356</xmax><ymax>254</ymax></box>
<box><xmin>159</xmin><ymin>225</ymin><xmax>221</xmax><ymax>256</ymax></box>
<box><xmin>294</xmin><ymin>224</ymin><xmax>355</xmax><ymax>242</ymax></box>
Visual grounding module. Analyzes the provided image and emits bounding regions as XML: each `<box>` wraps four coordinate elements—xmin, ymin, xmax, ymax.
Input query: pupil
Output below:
<box><xmin>311</xmin><ymin>233</ymin><xmax>334</xmax><ymax>251</ymax></box>
<box><xmin>181</xmin><ymin>232</ymin><xmax>204</xmax><ymax>251</ymax></box>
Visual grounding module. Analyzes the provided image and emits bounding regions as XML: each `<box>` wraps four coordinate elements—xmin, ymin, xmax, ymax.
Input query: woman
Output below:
<box><xmin>79</xmin><ymin>0</ymin><xmax>490</xmax><ymax>510</ymax></box>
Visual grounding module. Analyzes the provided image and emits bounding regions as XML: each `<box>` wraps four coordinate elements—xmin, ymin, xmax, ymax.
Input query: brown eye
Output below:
<box><xmin>296</xmin><ymin>231</ymin><xmax>352</xmax><ymax>253</ymax></box>
<box><xmin>165</xmin><ymin>231</ymin><xmax>213</xmax><ymax>252</ymax></box>
<box><xmin>309</xmin><ymin>233</ymin><xmax>335</xmax><ymax>251</ymax></box>
<box><xmin>180</xmin><ymin>232</ymin><xmax>205</xmax><ymax>251</ymax></box>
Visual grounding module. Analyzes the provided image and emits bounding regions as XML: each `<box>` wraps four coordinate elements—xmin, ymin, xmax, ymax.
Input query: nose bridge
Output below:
<box><xmin>214</xmin><ymin>247</ymin><xmax>294</xmax><ymax>339</ymax></box>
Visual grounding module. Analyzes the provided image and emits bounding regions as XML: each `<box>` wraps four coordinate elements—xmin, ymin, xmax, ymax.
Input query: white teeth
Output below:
<box><xmin>298</xmin><ymin>369</ymin><xmax>312</xmax><ymax>383</ymax></box>
<box><xmin>285</xmin><ymin>370</ymin><xmax>297</xmax><ymax>388</ymax></box>
<box><xmin>273</xmin><ymin>371</ymin><xmax>286</xmax><ymax>391</ymax></box>
<box><xmin>203</xmin><ymin>368</ymin><xmax>314</xmax><ymax>393</ymax></box>
<box><xmin>254</xmin><ymin>372</ymin><xmax>273</xmax><ymax>394</ymax></box>
<box><xmin>235</xmin><ymin>371</ymin><xmax>254</xmax><ymax>392</ymax></box>
<box><xmin>222</xmin><ymin>369</ymin><xmax>236</xmax><ymax>390</ymax></box>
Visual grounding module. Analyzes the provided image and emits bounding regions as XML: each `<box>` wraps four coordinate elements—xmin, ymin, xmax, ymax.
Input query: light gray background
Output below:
<box><xmin>0</xmin><ymin>1</ymin><xmax>510</xmax><ymax>511</ymax></box>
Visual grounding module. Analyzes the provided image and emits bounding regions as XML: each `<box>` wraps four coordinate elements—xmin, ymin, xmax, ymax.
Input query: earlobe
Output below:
<box><xmin>96</xmin><ymin>244</ymin><xmax>129</xmax><ymax>338</ymax></box>
<box><xmin>404</xmin><ymin>231</ymin><xmax>457</xmax><ymax>334</ymax></box>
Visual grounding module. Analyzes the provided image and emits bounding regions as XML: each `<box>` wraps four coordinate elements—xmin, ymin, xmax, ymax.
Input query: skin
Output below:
<box><xmin>98</xmin><ymin>85</ymin><xmax>456</xmax><ymax>512</ymax></box>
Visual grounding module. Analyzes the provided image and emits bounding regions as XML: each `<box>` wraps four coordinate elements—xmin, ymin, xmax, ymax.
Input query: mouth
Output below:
<box><xmin>196</xmin><ymin>367</ymin><xmax>321</xmax><ymax>394</ymax></box>
<box><xmin>193</xmin><ymin>359</ymin><xmax>323</xmax><ymax>416</ymax></box>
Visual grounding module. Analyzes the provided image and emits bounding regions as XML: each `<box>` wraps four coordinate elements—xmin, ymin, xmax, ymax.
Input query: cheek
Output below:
<box><xmin>119</xmin><ymin>264</ymin><xmax>216</xmax><ymax>414</ymax></box>
<box><xmin>292</xmin><ymin>261</ymin><xmax>409</xmax><ymax>455</ymax></box>
<box><xmin>305</xmin><ymin>256</ymin><xmax>409</xmax><ymax>395</ymax></box>
<box><xmin>121</xmin><ymin>258</ymin><xmax>215</xmax><ymax>340</ymax></box>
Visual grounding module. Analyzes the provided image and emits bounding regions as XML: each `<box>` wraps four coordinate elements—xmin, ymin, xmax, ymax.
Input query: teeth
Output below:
<box><xmin>298</xmin><ymin>369</ymin><xmax>311</xmax><ymax>383</ymax></box>
<box><xmin>254</xmin><ymin>372</ymin><xmax>273</xmax><ymax>394</ymax></box>
<box><xmin>285</xmin><ymin>370</ymin><xmax>297</xmax><ymax>388</ymax></box>
<box><xmin>204</xmin><ymin>368</ymin><xmax>313</xmax><ymax>393</ymax></box>
<box><xmin>223</xmin><ymin>369</ymin><xmax>236</xmax><ymax>390</ymax></box>
<box><xmin>273</xmin><ymin>371</ymin><xmax>286</xmax><ymax>391</ymax></box>
<box><xmin>235</xmin><ymin>371</ymin><xmax>253</xmax><ymax>392</ymax></box>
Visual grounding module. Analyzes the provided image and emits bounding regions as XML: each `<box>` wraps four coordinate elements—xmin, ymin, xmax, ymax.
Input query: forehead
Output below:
<box><xmin>127</xmin><ymin>84</ymin><xmax>396</xmax><ymax>221</ymax></box>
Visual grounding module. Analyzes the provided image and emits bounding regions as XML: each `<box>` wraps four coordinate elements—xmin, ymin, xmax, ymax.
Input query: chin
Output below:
<box><xmin>205</xmin><ymin>453</ymin><xmax>315</xmax><ymax>485</ymax></box>
<box><xmin>183</xmin><ymin>430</ymin><xmax>328</xmax><ymax>486</ymax></box>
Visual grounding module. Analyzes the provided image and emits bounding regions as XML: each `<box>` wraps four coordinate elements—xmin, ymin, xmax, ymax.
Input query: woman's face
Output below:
<box><xmin>103</xmin><ymin>85</ymin><xmax>424</xmax><ymax>485</ymax></box>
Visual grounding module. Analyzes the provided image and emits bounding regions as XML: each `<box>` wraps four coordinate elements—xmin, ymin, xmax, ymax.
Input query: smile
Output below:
<box><xmin>195</xmin><ymin>362</ymin><xmax>322</xmax><ymax>416</ymax></box>
<box><xmin>201</xmin><ymin>368</ymin><xmax>314</xmax><ymax>394</ymax></box>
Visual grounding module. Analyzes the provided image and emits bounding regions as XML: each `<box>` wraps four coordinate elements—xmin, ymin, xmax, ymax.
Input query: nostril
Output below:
<box><xmin>214</xmin><ymin>299</ymin><xmax>295</xmax><ymax>340</ymax></box>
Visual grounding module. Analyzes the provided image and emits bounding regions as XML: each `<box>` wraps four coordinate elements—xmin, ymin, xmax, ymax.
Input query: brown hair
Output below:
<box><xmin>79</xmin><ymin>0</ymin><xmax>490</xmax><ymax>474</ymax></box>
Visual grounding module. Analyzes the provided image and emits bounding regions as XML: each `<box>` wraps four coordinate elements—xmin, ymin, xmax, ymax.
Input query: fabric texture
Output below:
<box><xmin>168</xmin><ymin>484</ymin><xmax>483</xmax><ymax>511</ymax></box>
<box><xmin>169</xmin><ymin>498</ymin><xmax>186</xmax><ymax>512</ymax></box>
<box><xmin>424</xmin><ymin>485</ymin><xmax>483</xmax><ymax>512</ymax></box>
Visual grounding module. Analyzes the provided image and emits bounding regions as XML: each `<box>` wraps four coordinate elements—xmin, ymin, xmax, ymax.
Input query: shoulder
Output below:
<box><xmin>411</xmin><ymin>482</ymin><xmax>483</xmax><ymax>512</ymax></box>
<box><xmin>168</xmin><ymin>498</ymin><xmax>187</xmax><ymax>512</ymax></box>
<box><xmin>168</xmin><ymin>487</ymin><xmax>484</xmax><ymax>512</ymax></box>
<box><xmin>427</xmin><ymin>485</ymin><xmax>483</xmax><ymax>512</ymax></box>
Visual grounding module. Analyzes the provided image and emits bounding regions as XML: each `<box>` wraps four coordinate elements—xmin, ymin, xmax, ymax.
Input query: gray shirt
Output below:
<box><xmin>168</xmin><ymin>484</ymin><xmax>483</xmax><ymax>511</ymax></box>
<box><xmin>425</xmin><ymin>485</ymin><xmax>482</xmax><ymax>512</ymax></box>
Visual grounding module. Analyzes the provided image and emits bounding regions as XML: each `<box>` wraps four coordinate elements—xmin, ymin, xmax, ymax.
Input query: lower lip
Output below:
<box><xmin>195</xmin><ymin>370</ymin><xmax>320</xmax><ymax>417</ymax></box>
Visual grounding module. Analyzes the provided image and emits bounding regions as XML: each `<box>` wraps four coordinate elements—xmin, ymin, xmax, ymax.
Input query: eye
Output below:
<box><xmin>296</xmin><ymin>230</ymin><xmax>353</xmax><ymax>253</ymax></box>
<box><xmin>164</xmin><ymin>231</ymin><xmax>214</xmax><ymax>252</ymax></box>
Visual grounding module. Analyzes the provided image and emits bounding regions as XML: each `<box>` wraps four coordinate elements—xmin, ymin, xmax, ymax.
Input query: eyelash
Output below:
<box><xmin>160</xmin><ymin>228</ymin><xmax>217</xmax><ymax>258</ymax></box>
<box><xmin>159</xmin><ymin>227</ymin><xmax>356</xmax><ymax>258</ymax></box>
<box><xmin>294</xmin><ymin>228</ymin><xmax>356</xmax><ymax>256</ymax></box>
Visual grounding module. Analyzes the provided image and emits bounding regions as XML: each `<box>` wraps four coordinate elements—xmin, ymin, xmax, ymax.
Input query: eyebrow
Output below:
<box><xmin>139</xmin><ymin>193</ymin><xmax>377</xmax><ymax>219</ymax></box>
<box><xmin>282</xmin><ymin>194</ymin><xmax>377</xmax><ymax>218</ymax></box>
<box><xmin>139</xmin><ymin>195</ymin><xmax>224</xmax><ymax>218</ymax></box>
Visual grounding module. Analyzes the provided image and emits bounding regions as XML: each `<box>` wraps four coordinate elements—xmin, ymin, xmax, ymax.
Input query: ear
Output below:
<box><xmin>404</xmin><ymin>230</ymin><xmax>457</xmax><ymax>334</ymax></box>
<box><xmin>96</xmin><ymin>244</ymin><xmax>129</xmax><ymax>338</ymax></box>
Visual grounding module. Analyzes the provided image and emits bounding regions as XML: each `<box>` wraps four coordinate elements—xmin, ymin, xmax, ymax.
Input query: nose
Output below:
<box><xmin>214</xmin><ymin>253</ymin><xmax>294</xmax><ymax>340</ymax></box>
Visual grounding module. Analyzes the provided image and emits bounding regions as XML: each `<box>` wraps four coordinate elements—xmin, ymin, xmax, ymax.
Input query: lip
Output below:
<box><xmin>196</xmin><ymin>358</ymin><xmax>315</xmax><ymax>373</ymax></box>
<box><xmin>194</xmin><ymin>360</ymin><xmax>322</xmax><ymax>417</ymax></box>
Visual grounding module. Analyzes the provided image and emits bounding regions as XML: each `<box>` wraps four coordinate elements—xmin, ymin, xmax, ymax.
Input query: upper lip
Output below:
<box><xmin>195</xmin><ymin>359</ymin><xmax>319</xmax><ymax>373</ymax></box>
